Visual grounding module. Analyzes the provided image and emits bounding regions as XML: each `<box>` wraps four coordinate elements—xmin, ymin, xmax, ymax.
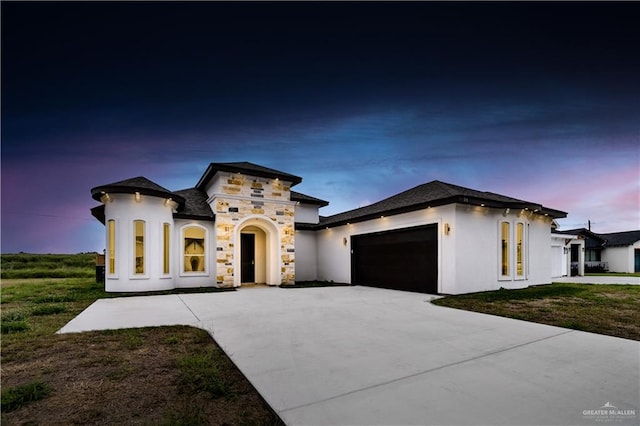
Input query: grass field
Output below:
<box><xmin>1</xmin><ymin>253</ymin><xmax>96</xmax><ymax>279</ymax></box>
<box><xmin>432</xmin><ymin>283</ymin><xmax>640</xmax><ymax>340</ymax></box>
<box><xmin>1</xmin><ymin>277</ymin><xmax>283</xmax><ymax>425</ymax></box>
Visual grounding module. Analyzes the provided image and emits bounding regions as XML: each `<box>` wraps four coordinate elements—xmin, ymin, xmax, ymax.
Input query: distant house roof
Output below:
<box><xmin>309</xmin><ymin>180</ymin><xmax>567</xmax><ymax>229</ymax></box>
<box><xmin>602</xmin><ymin>230</ymin><xmax>640</xmax><ymax>247</ymax></box>
<box><xmin>290</xmin><ymin>190</ymin><xmax>329</xmax><ymax>207</ymax></box>
<box><xmin>196</xmin><ymin>162</ymin><xmax>303</xmax><ymax>190</ymax></box>
<box><xmin>556</xmin><ymin>228</ymin><xmax>640</xmax><ymax>248</ymax></box>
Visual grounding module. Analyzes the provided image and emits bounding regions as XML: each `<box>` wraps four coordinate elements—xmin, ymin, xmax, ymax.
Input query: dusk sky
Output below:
<box><xmin>2</xmin><ymin>1</ymin><xmax>639</xmax><ymax>254</ymax></box>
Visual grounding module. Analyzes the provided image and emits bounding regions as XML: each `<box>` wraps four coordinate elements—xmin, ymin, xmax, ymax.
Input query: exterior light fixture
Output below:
<box><xmin>343</xmin><ymin>237</ymin><xmax>348</xmax><ymax>246</ymax></box>
<box><xmin>443</xmin><ymin>223</ymin><xmax>451</xmax><ymax>235</ymax></box>
<box><xmin>503</xmin><ymin>208</ymin><xmax>510</xmax><ymax>217</ymax></box>
<box><xmin>135</xmin><ymin>192</ymin><xmax>141</xmax><ymax>202</ymax></box>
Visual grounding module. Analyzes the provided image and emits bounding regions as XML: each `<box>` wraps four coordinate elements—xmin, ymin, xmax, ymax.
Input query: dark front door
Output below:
<box><xmin>351</xmin><ymin>224</ymin><xmax>438</xmax><ymax>294</ymax></box>
<box><xmin>241</xmin><ymin>233</ymin><xmax>255</xmax><ymax>283</ymax></box>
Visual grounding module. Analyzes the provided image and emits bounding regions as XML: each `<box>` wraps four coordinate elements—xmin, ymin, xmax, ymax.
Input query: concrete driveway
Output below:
<box><xmin>59</xmin><ymin>286</ymin><xmax>639</xmax><ymax>426</ymax></box>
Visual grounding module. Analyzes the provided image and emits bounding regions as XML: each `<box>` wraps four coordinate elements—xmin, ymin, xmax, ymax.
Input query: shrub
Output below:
<box><xmin>1</xmin><ymin>321</ymin><xmax>30</xmax><ymax>334</ymax></box>
<box><xmin>2</xmin><ymin>310</ymin><xmax>30</xmax><ymax>334</ymax></box>
<box><xmin>1</xmin><ymin>380</ymin><xmax>50</xmax><ymax>412</ymax></box>
<box><xmin>2</xmin><ymin>311</ymin><xmax>26</xmax><ymax>322</ymax></box>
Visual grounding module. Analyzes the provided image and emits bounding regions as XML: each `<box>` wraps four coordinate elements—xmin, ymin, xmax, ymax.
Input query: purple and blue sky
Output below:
<box><xmin>2</xmin><ymin>2</ymin><xmax>638</xmax><ymax>253</ymax></box>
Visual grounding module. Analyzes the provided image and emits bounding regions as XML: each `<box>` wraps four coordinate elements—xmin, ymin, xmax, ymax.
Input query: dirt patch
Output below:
<box><xmin>1</xmin><ymin>326</ymin><xmax>283</xmax><ymax>425</ymax></box>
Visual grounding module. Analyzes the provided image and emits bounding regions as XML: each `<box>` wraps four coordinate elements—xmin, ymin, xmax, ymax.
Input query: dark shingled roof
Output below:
<box><xmin>291</xmin><ymin>190</ymin><xmax>329</xmax><ymax>207</ymax></box>
<box><xmin>196</xmin><ymin>162</ymin><xmax>303</xmax><ymax>189</ymax></box>
<box><xmin>314</xmin><ymin>180</ymin><xmax>567</xmax><ymax>229</ymax></box>
<box><xmin>600</xmin><ymin>230</ymin><xmax>640</xmax><ymax>247</ymax></box>
<box><xmin>558</xmin><ymin>228</ymin><xmax>640</xmax><ymax>248</ymax></box>
<box><xmin>90</xmin><ymin>176</ymin><xmax>186</xmax><ymax>207</ymax></box>
<box><xmin>172</xmin><ymin>188</ymin><xmax>215</xmax><ymax>221</ymax></box>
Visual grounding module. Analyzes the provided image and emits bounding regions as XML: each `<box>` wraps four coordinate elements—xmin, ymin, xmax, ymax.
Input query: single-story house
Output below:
<box><xmin>550</xmin><ymin>230</ymin><xmax>584</xmax><ymax>277</ymax></box>
<box><xmin>554</xmin><ymin>228</ymin><xmax>640</xmax><ymax>273</ymax></box>
<box><xmin>90</xmin><ymin>162</ymin><xmax>567</xmax><ymax>294</ymax></box>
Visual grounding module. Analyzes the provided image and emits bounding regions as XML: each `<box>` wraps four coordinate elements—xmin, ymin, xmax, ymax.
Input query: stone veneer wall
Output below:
<box><xmin>210</xmin><ymin>173</ymin><xmax>296</xmax><ymax>287</ymax></box>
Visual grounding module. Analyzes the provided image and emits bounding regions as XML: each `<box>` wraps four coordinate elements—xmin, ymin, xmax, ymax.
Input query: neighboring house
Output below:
<box><xmin>91</xmin><ymin>162</ymin><xmax>567</xmax><ymax>294</ymax></box>
<box><xmin>555</xmin><ymin>229</ymin><xmax>640</xmax><ymax>273</ymax></box>
<box><xmin>550</xmin><ymin>230</ymin><xmax>584</xmax><ymax>277</ymax></box>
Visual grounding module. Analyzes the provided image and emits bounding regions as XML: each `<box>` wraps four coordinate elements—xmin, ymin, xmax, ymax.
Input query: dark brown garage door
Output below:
<box><xmin>351</xmin><ymin>224</ymin><xmax>438</xmax><ymax>294</ymax></box>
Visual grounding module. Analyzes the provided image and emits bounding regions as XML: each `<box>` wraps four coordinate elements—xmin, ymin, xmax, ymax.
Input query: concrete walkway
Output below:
<box><xmin>554</xmin><ymin>275</ymin><xmax>639</xmax><ymax>285</ymax></box>
<box><xmin>59</xmin><ymin>286</ymin><xmax>639</xmax><ymax>426</ymax></box>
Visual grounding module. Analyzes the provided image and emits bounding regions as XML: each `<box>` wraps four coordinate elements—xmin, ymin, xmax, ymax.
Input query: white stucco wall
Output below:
<box><xmin>103</xmin><ymin>193</ymin><xmax>177</xmax><ymax>292</ymax></box>
<box><xmin>603</xmin><ymin>242</ymin><xmax>639</xmax><ymax>273</ymax></box>
<box><xmin>550</xmin><ymin>234</ymin><xmax>584</xmax><ymax>277</ymax></box>
<box><xmin>551</xmin><ymin>235</ymin><xmax>568</xmax><ymax>278</ymax></box>
<box><xmin>314</xmin><ymin>204</ymin><xmax>556</xmax><ymax>295</ymax></box>
<box><xmin>451</xmin><ymin>205</ymin><xmax>554</xmax><ymax>293</ymax></box>
<box><xmin>295</xmin><ymin>203</ymin><xmax>320</xmax><ymax>224</ymax></box>
<box><xmin>295</xmin><ymin>230</ymin><xmax>318</xmax><ymax>281</ymax></box>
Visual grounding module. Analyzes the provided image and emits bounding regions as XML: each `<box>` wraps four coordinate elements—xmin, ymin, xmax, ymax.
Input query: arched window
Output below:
<box><xmin>134</xmin><ymin>220</ymin><xmax>145</xmax><ymax>275</ymax></box>
<box><xmin>183</xmin><ymin>226</ymin><xmax>206</xmax><ymax>273</ymax></box>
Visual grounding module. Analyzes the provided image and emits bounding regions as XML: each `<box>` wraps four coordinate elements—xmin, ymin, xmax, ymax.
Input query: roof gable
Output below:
<box><xmin>196</xmin><ymin>162</ymin><xmax>303</xmax><ymax>190</ymax></box>
<box><xmin>290</xmin><ymin>190</ymin><xmax>329</xmax><ymax>207</ymax></box>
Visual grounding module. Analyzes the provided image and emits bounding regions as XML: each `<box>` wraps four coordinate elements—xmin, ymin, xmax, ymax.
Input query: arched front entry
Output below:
<box><xmin>234</xmin><ymin>216</ymin><xmax>281</xmax><ymax>287</ymax></box>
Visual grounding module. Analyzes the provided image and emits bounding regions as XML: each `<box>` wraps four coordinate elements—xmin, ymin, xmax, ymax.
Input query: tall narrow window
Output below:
<box><xmin>184</xmin><ymin>226</ymin><xmax>205</xmax><ymax>273</ymax></box>
<box><xmin>516</xmin><ymin>223</ymin><xmax>524</xmax><ymax>277</ymax></box>
<box><xmin>134</xmin><ymin>220</ymin><xmax>145</xmax><ymax>274</ymax></box>
<box><xmin>501</xmin><ymin>222</ymin><xmax>510</xmax><ymax>276</ymax></box>
<box><xmin>108</xmin><ymin>219</ymin><xmax>116</xmax><ymax>274</ymax></box>
<box><xmin>163</xmin><ymin>223</ymin><xmax>170</xmax><ymax>274</ymax></box>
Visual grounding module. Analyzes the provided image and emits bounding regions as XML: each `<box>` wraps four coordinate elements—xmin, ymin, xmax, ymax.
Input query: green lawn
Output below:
<box><xmin>432</xmin><ymin>283</ymin><xmax>640</xmax><ymax>340</ymax></box>
<box><xmin>1</xmin><ymin>277</ymin><xmax>282</xmax><ymax>425</ymax></box>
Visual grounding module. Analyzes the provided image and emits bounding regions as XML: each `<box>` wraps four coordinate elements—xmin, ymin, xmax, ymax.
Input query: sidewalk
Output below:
<box><xmin>554</xmin><ymin>275</ymin><xmax>639</xmax><ymax>285</ymax></box>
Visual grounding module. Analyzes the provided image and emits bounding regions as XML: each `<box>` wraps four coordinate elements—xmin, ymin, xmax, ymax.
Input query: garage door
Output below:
<box><xmin>351</xmin><ymin>224</ymin><xmax>438</xmax><ymax>294</ymax></box>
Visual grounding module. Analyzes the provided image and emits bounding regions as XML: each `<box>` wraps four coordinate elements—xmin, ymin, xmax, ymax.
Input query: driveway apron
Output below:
<box><xmin>60</xmin><ymin>286</ymin><xmax>640</xmax><ymax>426</ymax></box>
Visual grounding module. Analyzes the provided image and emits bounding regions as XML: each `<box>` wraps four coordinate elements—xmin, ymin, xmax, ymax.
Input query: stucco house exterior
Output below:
<box><xmin>550</xmin><ymin>230</ymin><xmax>584</xmax><ymax>277</ymax></box>
<box><xmin>555</xmin><ymin>228</ymin><xmax>640</xmax><ymax>273</ymax></box>
<box><xmin>91</xmin><ymin>162</ymin><xmax>567</xmax><ymax>294</ymax></box>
